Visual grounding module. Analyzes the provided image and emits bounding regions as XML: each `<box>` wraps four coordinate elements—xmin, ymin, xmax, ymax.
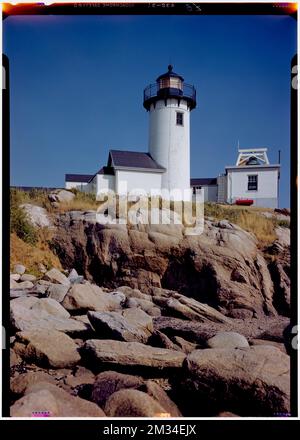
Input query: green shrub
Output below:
<box><xmin>10</xmin><ymin>189</ymin><xmax>38</xmax><ymax>245</ymax></box>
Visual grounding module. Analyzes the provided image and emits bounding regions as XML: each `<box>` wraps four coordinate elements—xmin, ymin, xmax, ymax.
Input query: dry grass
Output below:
<box><xmin>234</xmin><ymin>210</ymin><xmax>277</xmax><ymax>245</ymax></box>
<box><xmin>10</xmin><ymin>232</ymin><xmax>62</xmax><ymax>276</ymax></box>
<box><xmin>86</xmin><ymin>196</ymin><xmax>281</xmax><ymax>246</ymax></box>
<box><xmin>10</xmin><ymin>189</ymin><xmax>100</xmax><ymax>275</ymax></box>
<box><xmin>11</xmin><ymin>188</ymin><xmax>285</xmax><ymax>249</ymax></box>
<box><xmin>11</xmin><ymin>188</ymin><xmax>54</xmax><ymax>212</ymax></box>
<box><xmin>11</xmin><ymin>187</ymin><xmax>101</xmax><ymax>213</ymax></box>
<box><xmin>57</xmin><ymin>189</ymin><xmax>101</xmax><ymax>212</ymax></box>
<box><xmin>204</xmin><ymin>202</ymin><xmax>280</xmax><ymax>246</ymax></box>
<box><xmin>220</xmin><ymin>204</ymin><xmax>274</xmax><ymax>213</ymax></box>
<box><xmin>58</xmin><ymin>199</ymin><xmax>101</xmax><ymax>212</ymax></box>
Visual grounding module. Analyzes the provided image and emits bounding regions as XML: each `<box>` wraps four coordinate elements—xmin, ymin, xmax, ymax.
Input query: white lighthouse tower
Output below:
<box><xmin>143</xmin><ymin>65</ymin><xmax>196</xmax><ymax>200</ymax></box>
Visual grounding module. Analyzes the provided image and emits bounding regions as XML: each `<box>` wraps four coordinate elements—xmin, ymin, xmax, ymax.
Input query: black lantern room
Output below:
<box><xmin>143</xmin><ymin>65</ymin><xmax>196</xmax><ymax>111</ymax></box>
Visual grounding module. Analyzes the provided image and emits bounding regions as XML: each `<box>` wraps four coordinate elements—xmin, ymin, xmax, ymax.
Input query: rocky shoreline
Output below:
<box><xmin>9</xmin><ymin>203</ymin><xmax>291</xmax><ymax>417</ymax></box>
<box><xmin>10</xmin><ymin>270</ymin><xmax>290</xmax><ymax>417</ymax></box>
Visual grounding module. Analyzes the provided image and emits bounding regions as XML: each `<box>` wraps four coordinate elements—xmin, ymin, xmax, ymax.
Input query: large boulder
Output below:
<box><xmin>206</xmin><ymin>331</ymin><xmax>249</xmax><ymax>349</ymax></box>
<box><xmin>122</xmin><ymin>308</ymin><xmax>153</xmax><ymax>334</ymax></box>
<box><xmin>149</xmin><ymin>330</ymin><xmax>181</xmax><ymax>351</ymax></box>
<box><xmin>117</xmin><ymin>286</ymin><xmax>153</xmax><ymax>302</ymax></box>
<box><xmin>11</xmin><ymin>382</ymin><xmax>105</xmax><ymax>417</ymax></box>
<box><xmin>275</xmin><ymin>227</ymin><xmax>290</xmax><ymax>247</ymax></box>
<box><xmin>91</xmin><ymin>371</ymin><xmax>180</xmax><ymax>416</ymax></box>
<box><xmin>153</xmin><ymin>316</ymin><xmax>236</xmax><ymax>346</ymax></box>
<box><xmin>34</xmin><ymin>280</ymin><xmax>51</xmax><ymax>295</ymax></box>
<box><xmin>63</xmin><ymin>366</ymin><xmax>95</xmax><ymax>389</ymax></box>
<box><xmin>11</xmin><ymin>389</ymin><xmax>59</xmax><ymax>417</ymax></box>
<box><xmin>267</xmin><ymin>240</ymin><xmax>290</xmax><ymax>317</ymax></box>
<box><xmin>140</xmin><ymin>380</ymin><xmax>182</xmax><ymax>417</ymax></box>
<box><xmin>20</xmin><ymin>274</ymin><xmax>37</xmax><ymax>282</ymax></box>
<box><xmin>10</xmin><ymin>348</ymin><xmax>22</xmax><ymax>368</ymax></box>
<box><xmin>10</xmin><ymin>296</ymin><xmax>88</xmax><ymax>335</ymax></box>
<box><xmin>83</xmin><ymin>339</ymin><xmax>186</xmax><ymax>372</ymax></box>
<box><xmin>31</xmin><ymin>297</ymin><xmax>70</xmax><ymax>319</ymax></box>
<box><xmin>43</xmin><ymin>268</ymin><xmax>70</xmax><ymax>287</ymax></box>
<box><xmin>154</xmin><ymin>315</ymin><xmax>290</xmax><ymax>348</ymax></box>
<box><xmin>14</xmin><ymin>329</ymin><xmax>81</xmax><ymax>368</ymax></box>
<box><xmin>173</xmin><ymin>336</ymin><xmax>198</xmax><ymax>354</ymax></box>
<box><xmin>181</xmin><ymin>346</ymin><xmax>290</xmax><ymax>416</ymax></box>
<box><xmin>48</xmin><ymin>189</ymin><xmax>75</xmax><ymax>204</ymax></box>
<box><xmin>250</xmin><ymin>338</ymin><xmax>287</xmax><ymax>354</ymax></box>
<box><xmin>257</xmin><ymin>319</ymin><xmax>290</xmax><ymax>343</ymax></box>
<box><xmin>14</xmin><ymin>264</ymin><xmax>26</xmax><ymax>275</ymax></box>
<box><xmin>11</xmin><ymin>371</ymin><xmax>57</xmax><ymax>397</ymax></box>
<box><xmin>125</xmin><ymin>297</ymin><xmax>161</xmax><ymax>317</ymax></box>
<box><xmin>88</xmin><ymin>309</ymin><xmax>152</xmax><ymax>343</ymax></box>
<box><xmin>104</xmin><ymin>389</ymin><xmax>166</xmax><ymax>417</ymax></box>
<box><xmin>51</xmin><ymin>214</ymin><xmax>283</xmax><ymax>316</ymax></box>
<box><xmin>62</xmin><ymin>283</ymin><xmax>123</xmax><ymax>313</ymax></box>
<box><xmin>46</xmin><ymin>284</ymin><xmax>70</xmax><ymax>303</ymax></box>
<box><xmin>68</xmin><ymin>268</ymin><xmax>84</xmax><ymax>284</ymax></box>
<box><xmin>20</xmin><ymin>204</ymin><xmax>53</xmax><ymax>228</ymax></box>
<box><xmin>92</xmin><ymin>371</ymin><xmax>144</xmax><ymax>408</ymax></box>
<box><xmin>271</xmin><ymin>260</ymin><xmax>290</xmax><ymax>316</ymax></box>
<box><xmin>10</xmin><ymin>279</ymin><xmax>20</xmax><ymax>289</ymax></box>
<box><xmin>152</xmin><ymin>290</ymin><xmax>231</xmax><ymax>324</ymax></box>
<box><xmin>11</xmin><ymin>280</ymin><xmax>34</xmax><ymax>290</ymax></box>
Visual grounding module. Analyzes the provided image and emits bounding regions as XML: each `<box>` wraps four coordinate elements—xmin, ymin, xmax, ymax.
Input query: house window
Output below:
<box><xmin>193</xmin><ymin>186</ymin><xmax>201</xmax><ymax>195</ymax></box>
<box><xmin>176</xmin><ymin>112</ymin><xmax>184</xmax><ymax>126</ymax></box>
<box><xmin>248</xmin><ymin>175</ymin><xmax>258</xmax><ymax>191</ymax></box>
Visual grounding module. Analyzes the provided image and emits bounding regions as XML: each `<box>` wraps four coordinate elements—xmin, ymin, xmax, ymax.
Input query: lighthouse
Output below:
<box><xmin>65</xmin><ymin>65</ymin><xmax>280</xmax><ymax>209</ymax></box>
<box><xmin>143</xmin><ymin>65</ymin><xmax>196</xmax><ymax>200</ymax></box>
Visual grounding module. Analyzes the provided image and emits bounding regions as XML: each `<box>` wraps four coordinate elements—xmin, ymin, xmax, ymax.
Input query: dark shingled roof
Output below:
<box><xmin>86</xmin><ymin>166</ymin><xmax>115</xmax><ymax>183</ymax></box>
<box><xmin>108</xmin><ymin>150</ymin><xmax>165</xmax><ymax>172</ymax></box>
<box><xmin>65</xmin><ymin>174</ymin><xmax>93</xmax><ymax>182</ymax></box>
<box><xmin>190</xmin><ymin>178</ymin><xmax>217</xmax><ymax>186</ymax></box>
<box><xmin>98</xmin><ymin>166</ymin><xmax>115</xmax><ymax>175</ymax></box>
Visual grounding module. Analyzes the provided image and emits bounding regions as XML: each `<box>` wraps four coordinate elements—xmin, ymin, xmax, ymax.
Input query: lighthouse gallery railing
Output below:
<box><xmin>143</xmin><ymin>82</ymin><xmax>196</xmax><ymax>102</ymax></box>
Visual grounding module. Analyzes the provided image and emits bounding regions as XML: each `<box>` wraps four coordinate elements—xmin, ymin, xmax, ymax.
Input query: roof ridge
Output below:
<box><xmin>109</xmin><ymin>150</ymin><xmax>165</xmax><ymax>171</ymax></box>
<box><xmin>110</xmin><ymin>149</ymin><xmax>149</xmax><ymax>154</ymax></box>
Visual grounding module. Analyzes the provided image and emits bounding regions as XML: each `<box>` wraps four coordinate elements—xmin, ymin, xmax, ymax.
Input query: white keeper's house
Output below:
<box><xmin>65</xmin><ymin>65</ymin><xmax>280</xmax><ymax>208</ymax></box>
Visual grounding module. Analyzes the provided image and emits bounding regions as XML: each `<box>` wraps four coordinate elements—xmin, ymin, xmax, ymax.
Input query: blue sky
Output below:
<box><xmin>3</xmin><ymin>14</ymin><xmax>296</xmax><ymax>207</ymax></box>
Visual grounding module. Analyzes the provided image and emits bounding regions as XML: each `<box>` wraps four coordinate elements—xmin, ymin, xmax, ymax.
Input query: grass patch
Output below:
<box><xmin>10</xmin><ymin>232</ymin><xmax>62</xmax><ymax>277</ymax></box>
<box><xmin>10</xmin><ymin>188</ymin><xmax>64</xmax><ymax>274</ymax></box>
<box><xmin>10</xmin><ymin>188</ymin><xmax>287</xmax><ymax>249</ymax></box>
<box><xmin>11</xmin><ymin>187</ymin><xmax>53</xmax><ymax>211</ymax></box>
<box><xmin>59</xmin><ymin>189</ymin><xmax>100</xmax><ymax>212</ymax></box>
<box><xmin>204</xmin><ymin>202</ymin><xmax>285</xmax><ymax>246</ymax></box>
<box><xmin>10</xmin><ymin>187</ymin><xmax>101</xmax><ymax>213</ymax></box>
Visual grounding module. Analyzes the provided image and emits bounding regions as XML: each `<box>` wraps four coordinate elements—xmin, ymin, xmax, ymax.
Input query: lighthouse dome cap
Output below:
<box><xmin>156</xmin><ymin>65</ymin><xmax>184</xmax><ymax>82</ymax></box>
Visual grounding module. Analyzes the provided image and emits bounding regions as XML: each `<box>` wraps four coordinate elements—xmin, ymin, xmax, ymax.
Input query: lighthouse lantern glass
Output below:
<box><xmin>159</xmin><ymin>77</ymin><xmax>183</xmax><ymax>90</ymax></box>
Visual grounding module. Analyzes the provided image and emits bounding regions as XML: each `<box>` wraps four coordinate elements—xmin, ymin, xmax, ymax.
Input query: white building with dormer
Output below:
<box><xmin>217</xmin><ymin>148</ymin><xmax>280</xmax><ymax>208</ymax></box>
<box><xmin>65</xmin><ymin>66</ymin><xmax>280</xmax><ymax>208</ymax></box>
<box><xmin>66</xmin><ymin>65</ymin><xmax>196</xmax><ymax>202</ymax></box>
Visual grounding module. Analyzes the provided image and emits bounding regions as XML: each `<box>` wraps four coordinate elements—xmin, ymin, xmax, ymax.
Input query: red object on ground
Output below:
<box><xmin>235</xmin><ymin>199</ymin><xmax>254</xmax><ymax>206</ymax></box>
